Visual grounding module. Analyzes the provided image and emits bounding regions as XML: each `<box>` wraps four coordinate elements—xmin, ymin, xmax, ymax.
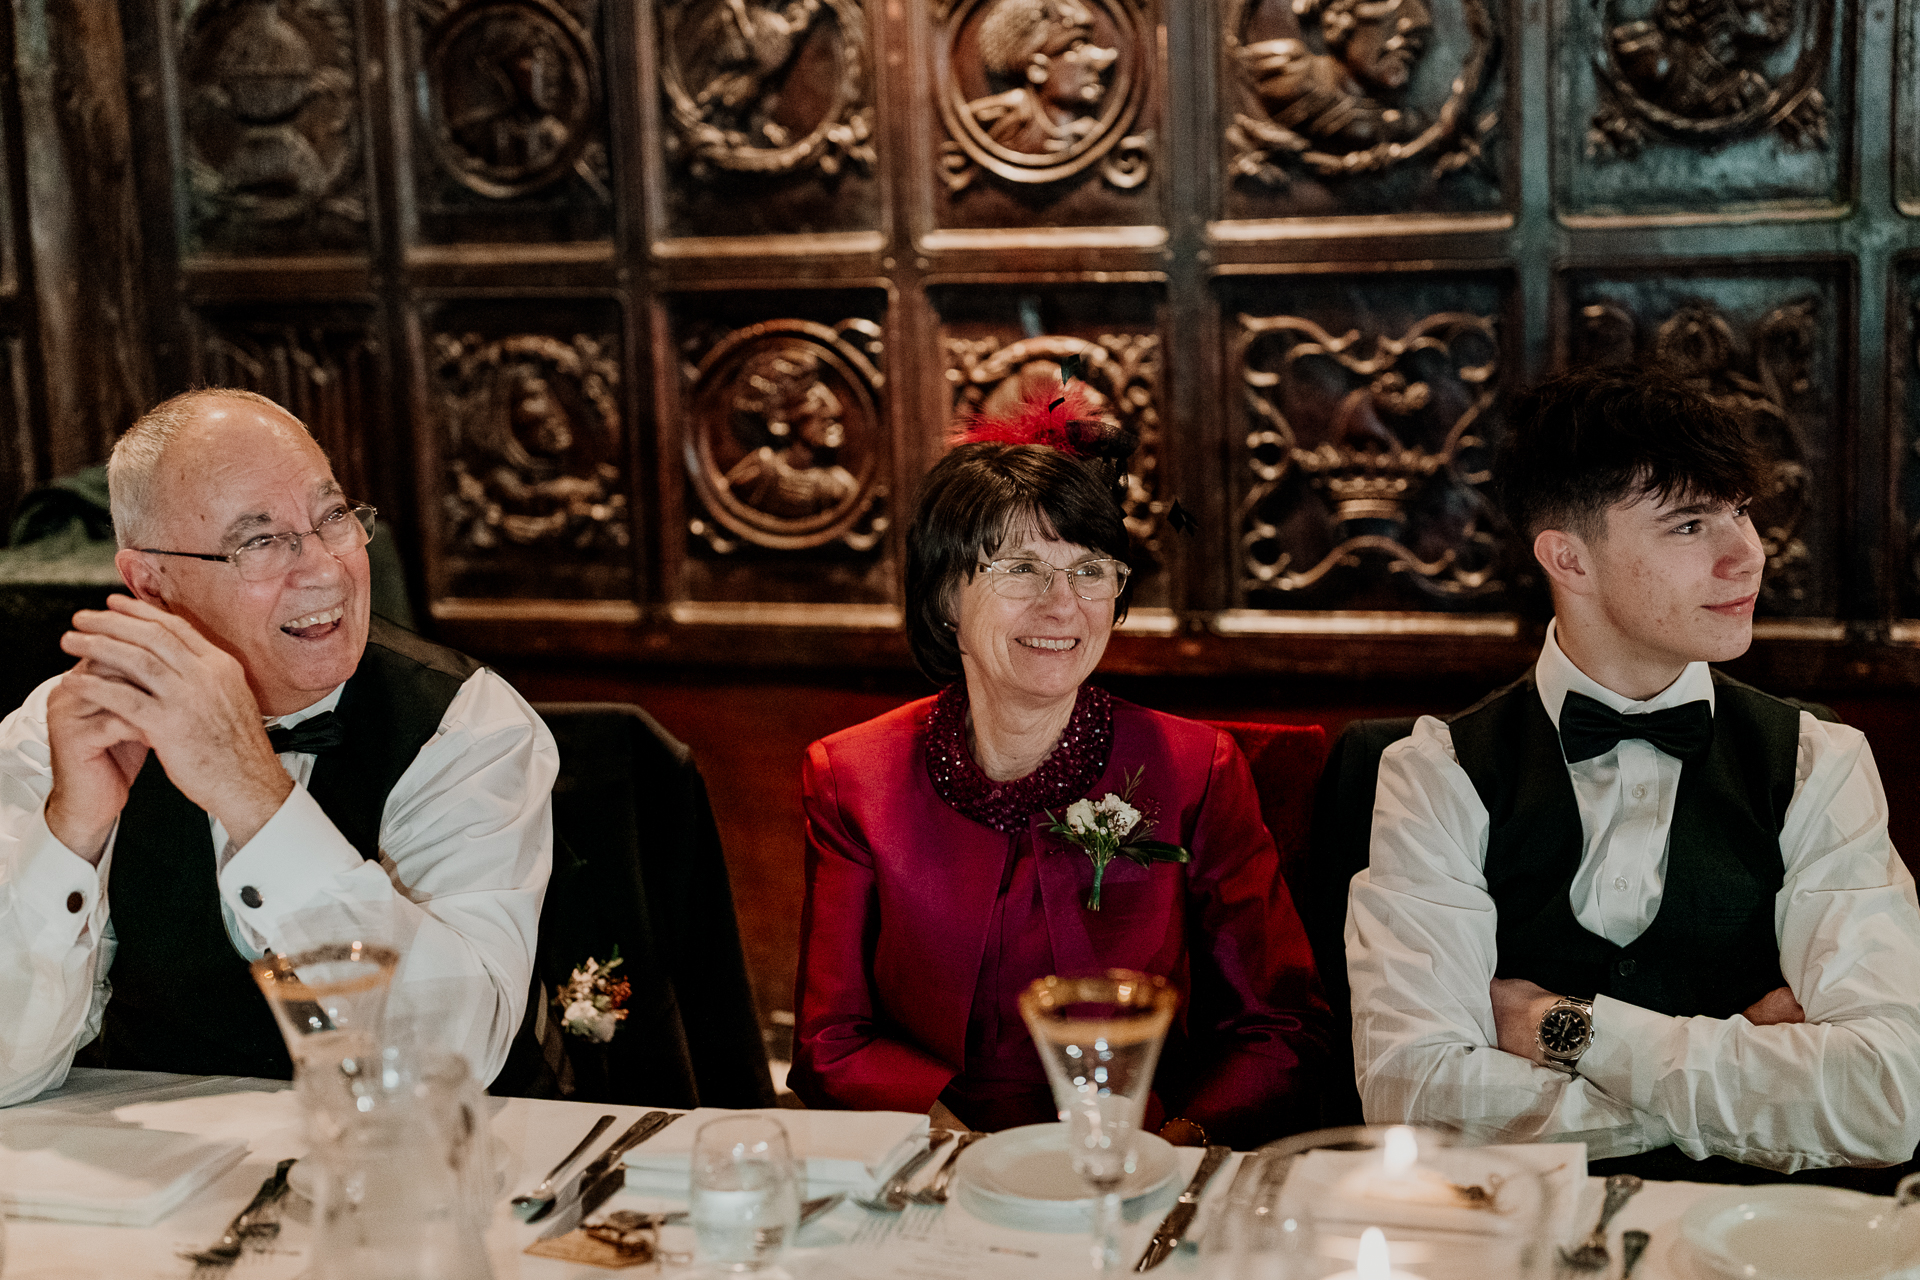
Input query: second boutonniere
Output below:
<box><xmin>555</xmin><ymin>948</ymin><xmax>632</xmax><ymax>1043</ymax></box>
<box><xmin>1044</xmin><ymin>766</ymin><xmax>1191</xmax><ymax>910</ymax></box>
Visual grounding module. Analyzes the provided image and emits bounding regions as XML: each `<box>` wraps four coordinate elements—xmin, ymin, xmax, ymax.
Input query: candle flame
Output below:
<box><xmin>1357</xmin><ymin>1227</ymin><xmax>1392</xmax><ymax>1279</ymax></box>
<box><xmin>1383</xmin><ymin>1125</ymin><xmax>1419</xmax><ymax>1175</ymax></box>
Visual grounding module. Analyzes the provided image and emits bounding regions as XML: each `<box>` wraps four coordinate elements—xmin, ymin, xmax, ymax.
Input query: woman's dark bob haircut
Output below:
<box><xmin>906</xmin><ymin>442</ymin><xmax>1133</xmax><ymax>685</ymax></box>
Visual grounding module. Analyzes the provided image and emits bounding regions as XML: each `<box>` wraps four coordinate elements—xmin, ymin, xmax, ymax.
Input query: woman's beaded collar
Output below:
<box><xmin>923</xmin><ymin>682</ymin><xmax>1114</xmax><ymax>833</ymax></box>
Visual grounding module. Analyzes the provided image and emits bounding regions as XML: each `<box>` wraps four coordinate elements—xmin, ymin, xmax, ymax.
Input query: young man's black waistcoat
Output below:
<box><xmin>89</xmin><ymin>618</ymin><xmax>484</xmax><ymax>1078</ymax></box>
<box><xmin>1449</xmin><ymin>670</ymin><xmax>1802</xmax><ymax>1020</ymax></box>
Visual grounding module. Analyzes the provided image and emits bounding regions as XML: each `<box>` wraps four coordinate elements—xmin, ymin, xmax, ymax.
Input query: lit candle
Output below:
<box><xmin>1333</xmin><ymin>1125</ymin><xmax>1460</xmax><ymax>1206</ymax></box>
<box><xmin>1325</xmin><ymin>1227</ymin><xmax>1428</xmax><ymax>1280</ymax></box>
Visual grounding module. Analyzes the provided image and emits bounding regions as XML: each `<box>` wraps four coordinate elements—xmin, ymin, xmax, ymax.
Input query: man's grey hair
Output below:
<box><xmin>108</xmin><ymin>388</ymin><xmax>313</xmax><ymax>549</ymax></box>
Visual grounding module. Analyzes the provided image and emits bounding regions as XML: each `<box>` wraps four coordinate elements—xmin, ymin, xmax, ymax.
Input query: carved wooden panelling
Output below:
<box><xmin>178</xmin><ymin>0</ymin><xmax>369</xmax><ymax>255</ymax></box>
<box><xmin>934</xmin><ymin>285</ymin><xmax>1170</xmax><ymax>607</ymax></box>
<box><xmin>409</xmin><ymin>0</ymin><xmax>615</xmax><ymax>243</ymax></box>
<box><xmin>1563</xmin><ymin>268</ymin><xmax>1844</xmax><ymax>617</ymax></box>
<box><xmin>655</xmin><ymin>0</ymin><xmax>879</xmax><ymax>241</ymax></box>
<box><xmin>669</xmin><ymin>291</ymin><xmax>891</xmax><ymax>608</ymax></box>
<box><xmin>1228</xmin><ymin>274</ymin><xmax>1510</xmax><ymax>612</ymax></box>
<box><xmin>932</xmin><ymin>0</ymin><xmax>1161</xmax><ymax>229</ymax></box>
<box><xmin>1554</xmin><ymin>0</ymin><xmax>1845</xmax><ymax>216</ymax></box>
<box><xmin>422</xmin><ymin>299</ymin><xmax>632</xmax><ymax>601</ymax></box>
<box><xmin>1221</xmin><ymin>0</ymin><xmax>1506</xmax><ymax>221</ymax></box>
<box><xmin>1900</xmin><ymin>263</ymin><xmax>1920</xmax><ymax>614</ymax></box>
<box><xmin>188</xmin><ymin>306</ymin><xmax>386</xmax><ymax>508</ymax></box>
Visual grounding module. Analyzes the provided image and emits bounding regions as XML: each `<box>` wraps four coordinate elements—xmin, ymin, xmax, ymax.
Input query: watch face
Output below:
<box><xmin>1539</xmin><ymin>1005</ymin><xmax>1590</xmax><ymax>1056</ymax></box>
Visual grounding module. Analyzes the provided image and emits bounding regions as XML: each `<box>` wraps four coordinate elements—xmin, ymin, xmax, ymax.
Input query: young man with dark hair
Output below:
<box><xmin>1346</xmin><ymin>364</ymin><xmax>1920</xmax><ymax>1180</ymax></box>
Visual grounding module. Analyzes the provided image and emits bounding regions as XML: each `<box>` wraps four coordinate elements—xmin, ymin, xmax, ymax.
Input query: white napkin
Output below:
<box><xmin>0</xmin><ymin>1119</ymin><xmax>248</xmax><ymax>1226</ymax></box>
<box><xmin>1281</xmin><ymin>1141</ymin><xmax>1589</xmax><ymax>1250</ymax></box>
<box><xmin>621</xmin><ymin>1107</ymin><xmax>928</xmax><ymax>1194</ymax></box>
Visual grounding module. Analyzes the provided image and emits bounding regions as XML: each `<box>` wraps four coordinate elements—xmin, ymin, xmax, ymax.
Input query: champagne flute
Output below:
<box><xmin>1019</xmin><ymin>970</ymin><xmax>1177</xmax><ymax>1274</ymax></box>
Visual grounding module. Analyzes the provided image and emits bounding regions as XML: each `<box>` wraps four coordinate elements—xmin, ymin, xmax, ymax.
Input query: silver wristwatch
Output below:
<box><xmin>1536</xmin><ymin>997</ymin><xmax>1594</xmax><ymax>1074</ymax></box>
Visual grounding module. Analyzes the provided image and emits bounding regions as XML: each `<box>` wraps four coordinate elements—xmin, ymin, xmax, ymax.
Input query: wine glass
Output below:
<box><xmin>688</xmin><ymin>1115</ymin><xmax>802</xmax><ymax>1276</ymax></box>
<box><xmin>249</xmin><ymin>941</ymin><xmax>400</xmax><ymax>1080</ymax></box>
<box><xmin>1019</xmin><ymin>969</ymin><xmax>1177</xmax><ymax>1274</ymax></box>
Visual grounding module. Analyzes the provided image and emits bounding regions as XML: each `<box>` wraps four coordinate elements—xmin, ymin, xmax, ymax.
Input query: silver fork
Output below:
<box><xmin>856</xmin><ymin>1129</ymin><xmax>952</xmax><ymax>1212</ymax></box>
<box><xmin>181</xmin><ymin>1158</ymin><xmax>296</xmax><ymax>1272</ymax></box>
<box><xmin>909</xmin><ymin>1130</ymin><xmax>985</xmax><ymax>1204</ymax></box>
<box><xmin>1558</xmin><ymin>1174</ymin><xmax>1643</xmax><ymax>1272</ymax></box>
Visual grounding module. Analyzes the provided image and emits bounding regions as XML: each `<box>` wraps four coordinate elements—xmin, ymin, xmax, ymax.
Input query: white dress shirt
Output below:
<box><xmin>0</xmin><ymin>667</ymin><xmax>557</xmax><ymax>1105</ymax></box>
<box><xmin>1347</xmin><ymin>622</ymin><xmax>1920</xmax><ymax>1171</ymax></box>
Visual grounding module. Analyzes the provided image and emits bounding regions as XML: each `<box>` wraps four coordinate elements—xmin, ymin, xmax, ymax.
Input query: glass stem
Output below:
<box><xmin>1090</xmin><ymin>1185</ymin><xmax>1125</xmax><ymax>1273</ymax></box>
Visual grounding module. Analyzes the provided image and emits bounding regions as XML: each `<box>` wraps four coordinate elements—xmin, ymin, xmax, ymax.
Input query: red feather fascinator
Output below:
<box><xmin>954</xmin><ymin>381</ymin><xmax>1120</xmax><ymax>460</ymax></box>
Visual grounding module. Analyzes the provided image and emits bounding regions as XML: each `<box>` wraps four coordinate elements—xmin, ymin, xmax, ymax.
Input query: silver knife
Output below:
<box><xmin>1134</xmin><ymin>1144</ymin><xmax>1231</xmax><ymax>1272</ymax></box>
<box><xmin>537</xmin><ymin>1165</ymin><xmax>627</xmax><ymax>1240</ymax></box>
<box><xmin>526</xmin><ymin>1110</ymin><xmax>680</xmax><ymax>1223</ymax></box>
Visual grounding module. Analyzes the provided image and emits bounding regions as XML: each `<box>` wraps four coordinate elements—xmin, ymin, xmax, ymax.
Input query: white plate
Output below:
<box><xmin>1679</xmin><ymin>1184</ymin><xmax>1920</xmax><ymax>1280</ymax></box>
<box><xmin>953</xmin><ymin>1123</ymin><xmax>1180</xmax><ymax>1231</ymax></box>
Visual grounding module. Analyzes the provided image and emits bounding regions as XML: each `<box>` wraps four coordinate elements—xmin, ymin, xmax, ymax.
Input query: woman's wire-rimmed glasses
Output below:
<box><xmin>139</xmin><ymin>503</ymin><xmax>377</xmax><ymax>583</ymax></box>
<box><xmin>977</xmin><ymin>556</ymin><xmax>1130</xmax><ymax>601</ymax></box>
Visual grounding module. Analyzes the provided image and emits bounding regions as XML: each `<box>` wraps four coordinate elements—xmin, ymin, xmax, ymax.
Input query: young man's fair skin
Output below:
<box><xmin>1487</xmin><ymin>488</ymin><xmax>1805</xmax><ymax>1064</ymax></box>
<box><xmin>42</xmin><ymin>397</ymin><xmax>371</xmax><ymax>866</ymax></box>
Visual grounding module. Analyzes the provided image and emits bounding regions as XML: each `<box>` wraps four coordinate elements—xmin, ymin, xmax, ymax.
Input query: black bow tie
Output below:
<box><xmin>267</xmin><ymin>711</ymin><xmax>346</xmax><ymax>756</ymax></box>
<box><xmin>1558</xmin><ymin>691</ymin><xmax>1713</xmax><ymax>765</ymax></box>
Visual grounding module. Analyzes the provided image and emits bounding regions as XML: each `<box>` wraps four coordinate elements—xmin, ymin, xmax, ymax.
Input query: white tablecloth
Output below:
<box><xmin>0</xmin><ymin>1068</ymin><xmax>1833</xmax><ymax>1279</ymax></box>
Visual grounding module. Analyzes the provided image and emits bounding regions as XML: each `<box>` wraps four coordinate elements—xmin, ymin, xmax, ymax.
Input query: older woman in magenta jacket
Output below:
<box><xmin>790</xmin><ymin>391</ymin><xmax>1328</xmax><ymax>1148</ymax></box>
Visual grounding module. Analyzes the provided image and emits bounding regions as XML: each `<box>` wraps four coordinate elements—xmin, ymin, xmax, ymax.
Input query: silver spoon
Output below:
<box><xmin>512</xmin><ymin>1113</ymin><xmax>617</xmax><ymax>1215</ymax></box>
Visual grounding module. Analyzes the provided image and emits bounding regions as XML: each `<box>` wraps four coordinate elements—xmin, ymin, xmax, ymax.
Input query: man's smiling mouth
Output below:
<box><xmin>281</xmin><ymin>604</ymin><xmax>344</xmax><ymax>638</ymax></box>
<box><xmin>1018</xmin><ymin>637</ymin><xmax>1079</xmax><ymax>651</ymax></box>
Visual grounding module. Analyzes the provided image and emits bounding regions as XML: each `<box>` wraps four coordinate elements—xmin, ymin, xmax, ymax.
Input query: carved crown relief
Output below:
<box><xmin>945</xmin><ymin>333</ymin><xmax>1166</xmax><ymax>553</ymax></box>
<box><xmin>938</xmin><ymin>0</ymin><xmax>1152</xmax><ymax>192</ymax></box>
<box><xmin>181</xmin><ymin>0</ymin><xmax>364</xmax><ymax>238</ymax></box>
<box><xmin>436</xmin><ymin>332</ymin><xmax>630</xmax><ymax>555</ymax></box>
<box><xmin>1236</xmin><ymin>311</ymin><xmax>1502</xmax><ymax>602</ymax></box>
<box><xmin>1578</xmin><ymin>296</ymin><xmax>1816</xmax><ymax>610</ymax></box>
<box><xmin>1225</xmin><ymin>0</ymin><xmax>1497</xmax><ymax>187</ymax></box>
<box><xmin>685</xmin><ymin>320</ymin><xmax>887</xmax><ymax>554</ymax></box>
<box><xmin>420</xmin><ymin>0</ymin><xmax>606</xmax><ymax>200</ymax></box>
<box><xmin>659</xmin><ymin>0</ymin><xmax>875</xmax><ymax>181</ymax></box>
<box><xmin>1588</xmin><ymin>0</ymin><xmax>1831</xmax><ymax>159</ymax></box>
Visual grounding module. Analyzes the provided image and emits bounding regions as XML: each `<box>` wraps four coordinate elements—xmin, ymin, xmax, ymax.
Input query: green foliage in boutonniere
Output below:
<box><xmin>555</xmin><ymin>947</ymin><xmax>632</xmax><ymax>1043</ymax></box>
<box><xmin>1044</xmin><ymin>766</ymin><xmax>1191</xmax><ymax>910</ymax></box>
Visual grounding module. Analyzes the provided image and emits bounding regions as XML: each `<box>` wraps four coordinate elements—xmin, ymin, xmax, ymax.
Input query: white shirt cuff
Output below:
<box><xmin>15</xmin><ymin>807</ymin><xmax>110</xmax><ymax>947</ymax></box>
<box><xmin>1581</xmin><ymin>993</ymin><xmax>1664</xmax><ymax>1101</ymax></box>
<box><xmin>216</xmin><ymin>784</ymin><xmax>366</xmax><ymax>935</ymax></box>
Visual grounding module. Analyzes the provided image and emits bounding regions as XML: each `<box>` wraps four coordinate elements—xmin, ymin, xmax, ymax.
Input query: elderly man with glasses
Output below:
<box><xmin>0</xmin><ymin>389</ymin><xmax>556</xmax><ymax>1102</ymax></box>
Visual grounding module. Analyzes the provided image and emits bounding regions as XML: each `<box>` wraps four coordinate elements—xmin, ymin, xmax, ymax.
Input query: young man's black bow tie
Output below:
<box><xmin>1557</xmin><ymin>691</ymin><xmax>1713</xmax><ymax>764</ymax></box>
<box><xmin>266</xmin><ymin>711</ymin><xmax>346</xmax><ymax>756</ymax></box>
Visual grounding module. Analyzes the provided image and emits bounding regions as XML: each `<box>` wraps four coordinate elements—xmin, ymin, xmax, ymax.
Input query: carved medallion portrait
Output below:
<box><xmin>686</xmin><ymin>320</ymin><xmax>886</xmax><ymax>553</ymax></box>
<box><xmin>180</xmin><ymin>0</ymin><xmax>363</xmax><ymax>240</ymax></box>
<box><xmin>1589</xmin><ymin>0</ymin><xmax>1831</xmax><ymax>158</ymax></box>
<box><xmin>938</xmin><ymin>0</ymin><xmax>1151</xmax><ymax>191</ymax></box>
<box><xmin>422</xmin><ymin>0</ymin><xmax>600</xmax><ymax>199</ymax></box>
<box><xmin>1236</xmin><ymin>308</ymin><xmax>1504</xmax><ymax>605</ymax></box>
<box><xmin>1576</xmin><ymin>295</ymin><xmax>1819</xmax><ymax>612</ymax></box>
<box><xmin>945</xmin><ymin>333</ymin><xmax>1166</xmax><ymax>553</ymax></box>
<box><xmin>1225</xmin><ymin>0</ymin><xmax>1497</xmax><ymax>188</ymax></box>
<box><xmin>436</xmin><ymin>331</ymin><xmax>629</xmax><ymax>556</ymax></box>
<box><xmin>658</xmin><ymin>0</ymin><xmax>875</xmax><ymax>180</ymax></box>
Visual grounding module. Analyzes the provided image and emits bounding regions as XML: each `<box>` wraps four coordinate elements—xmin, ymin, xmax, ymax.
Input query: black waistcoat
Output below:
<box><xmin>1449</xmin><ymin>670</ymin><xmax>1801</xmax><ymax>1018</ymax></box>
<box><xmin>93</xmin><ymin>618</ymin><xmax>484</xmax><ymax>1078</ymax></box>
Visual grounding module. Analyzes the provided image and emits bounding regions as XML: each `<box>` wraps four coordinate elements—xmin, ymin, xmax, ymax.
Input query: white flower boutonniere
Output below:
<box><xmin>1044</xmin><ymin>767</ymin><xmax>1192</xmax><ymax>910</ymax></box>
<box><xmin>555</xmin><ymin>948</ymin><xmax>632</xmax><ymax>1043</ymax></box>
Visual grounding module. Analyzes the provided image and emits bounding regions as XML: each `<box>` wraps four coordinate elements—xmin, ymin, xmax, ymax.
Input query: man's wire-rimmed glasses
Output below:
<box><xmin>139</xmin><ymin>503</ymin><xmax>377</xmax><ymax>583</ymax></box>
<box><xmin>976</xmin><ymin>556</ymin><xmax>1130</xmax><ymax>601</ymax></box>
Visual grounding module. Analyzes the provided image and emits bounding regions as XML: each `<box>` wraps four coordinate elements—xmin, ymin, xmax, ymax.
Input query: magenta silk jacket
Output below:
<box><xmin>791</xmin><ymin>692</ymin><xmax>1328</xmax><ymax>1147</ymax></box>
